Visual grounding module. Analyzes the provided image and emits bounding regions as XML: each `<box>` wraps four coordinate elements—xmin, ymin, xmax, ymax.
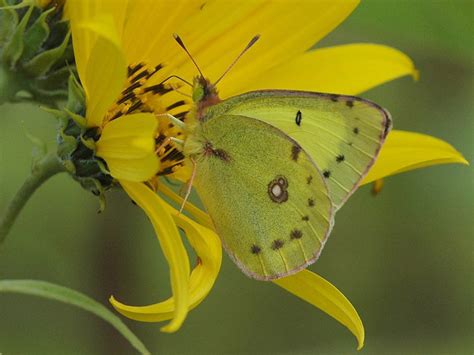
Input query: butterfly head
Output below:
<box><xmin>173</xmin><ymin>33</ymin><xmax>260</xmax><ymax>117</ymax></box>
<box><xmin>192</xmin><ymin>75</ymin><xmax>220</xmax><ymax>107</ymax></box>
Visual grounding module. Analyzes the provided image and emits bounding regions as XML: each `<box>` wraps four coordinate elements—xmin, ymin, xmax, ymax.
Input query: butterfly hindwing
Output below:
<box><xmin>204</xmin><ymin>90</ymin><xmax>392</xmax><ymax>210</ymax></box>
<box><xmin>188</xmin><ymin>114</ymin><xmax>334</xmax><ymax>280</ymax></box>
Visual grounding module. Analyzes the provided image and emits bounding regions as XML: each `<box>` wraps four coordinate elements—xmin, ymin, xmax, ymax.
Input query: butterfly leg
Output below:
<box><xmin>168</xmin><ymin>83</ymin><xmax>192</xmax><ymax>98</ymax></box>
<box><xmin>179</xmin><ymin>157</ymin><xmax>197</xmax><ymax>214</ymax></box>
<box><xmin>155</xmin><ymin>113</ymin><xmax>186</xmax><ymax>129</ymax></box>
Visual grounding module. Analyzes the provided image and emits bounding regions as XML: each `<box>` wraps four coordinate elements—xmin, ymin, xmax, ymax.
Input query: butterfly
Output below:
<box><xmin>169</xmin><ymin>35</ymin><xmax>391</xmax><ymax>281</ymax></box>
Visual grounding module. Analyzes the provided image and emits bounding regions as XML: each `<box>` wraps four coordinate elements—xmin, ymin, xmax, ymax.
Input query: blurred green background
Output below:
<box><xmin>1</xmin><ymin>1</ymin><xmax>472</xmax><ymax>354</ymax></box>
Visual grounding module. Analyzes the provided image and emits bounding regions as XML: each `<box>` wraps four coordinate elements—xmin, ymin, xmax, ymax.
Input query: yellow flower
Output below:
<box><xmin>66</xmin><ymin>0</ymin><xmax>467</xmax><ymax>349</ymax></box>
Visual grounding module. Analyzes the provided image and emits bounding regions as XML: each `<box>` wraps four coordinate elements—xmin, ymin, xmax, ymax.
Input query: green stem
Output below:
<box><xmin>0</xmin><ymin>152</ymin><xmax>65</xmax><ymax>245</ymax></box>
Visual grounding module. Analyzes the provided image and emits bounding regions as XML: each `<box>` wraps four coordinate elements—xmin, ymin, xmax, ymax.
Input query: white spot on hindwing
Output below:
<box><xmin>268</xmin><ymin>175</ymin><xmax>288</xmax><ymax>203</ymax></box>
<box><xmin>271</xmin><ymin>184</ymin><xmax>282</xmax><ymax>197</ymax></box>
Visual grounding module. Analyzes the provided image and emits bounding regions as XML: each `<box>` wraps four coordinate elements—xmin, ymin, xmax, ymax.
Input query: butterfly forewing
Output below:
<box><xmin>189</xmin><ymin>114</ymin><xmax>334</xmax><ymax>280</ymax></box>
<box><xmin>205</xmin><ymin>90</ymin><xmax>392</xmax><ymax>210</ymax></box>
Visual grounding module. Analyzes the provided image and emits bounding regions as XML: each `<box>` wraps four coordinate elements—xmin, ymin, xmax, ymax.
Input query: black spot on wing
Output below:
<box><xmin>295</xmin><ymin>110</ymin><xmax>302</xmax><ymax>126</ymax></box>
<box><xmin>336</xmin><ymin>154</ymin><xmax>345</xmax><ymax>163</ymax></box>
<box><xmin>346</xmin><ymin>100</ymin><xmax>354</xmax><ymax>108</ymax></box>
<box><xmin>271</xmin><ymin>239</ymin><xmax>285</xmax><ymax>250</ymax></box>
<box><xmin>290</xmin><ymin>229</ymin><xmax>303</xmax><ymax>240</ymax></box>
<box><xmin>353</xmin><ymin>127</ymin><xmax>359</xmax><ymax>134</ymax></box>
<box><xmin>323</xmin><ymin>170</ymin><xmax>331</xmax><ymax>178</ymax></box>
<box><xmin>291</xmin><ymin>145</ymin><xmax>301</xmax><ymax>161</ymax></box>
<box><xmin>251</xmin><ymin>244</ymin><xmax>261</xmax><ymax>255</ymax></box>
<box><xmin>308</xmin><ymin>198</ymin><xmax>315</xmax><ymax>207</ymax></box>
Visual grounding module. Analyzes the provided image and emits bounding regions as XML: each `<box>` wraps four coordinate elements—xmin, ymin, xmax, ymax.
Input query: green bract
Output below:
<box><xmin>0</xmin><ymin>0</ymin><xmax>72</xmax><ymax>105</ymax></box>
<box><xmin>54</xmin><ymin>75</ymin><xmax>115</xmax><ymax>211</ymax></box>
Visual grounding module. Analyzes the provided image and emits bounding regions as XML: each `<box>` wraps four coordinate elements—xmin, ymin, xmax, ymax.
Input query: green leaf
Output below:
<box><xmin>0</xmin><ymin>280</ymin><xmax>151</xmax><ymax>355</ymax></box>
<box><xmin>2</xmin><ymin>5</ymin><xmax>33</xmax><ymax>67</ymax></box>
<box><xmin>21</xmin><ymin>7</ymin><xmax>54</xmax><ymax>62</ymax></box>
<box><xmin>23</xmin><ymin>31</ymin><xmax>71</xmax><ymax>76</ymax></box>
<box><xmin>66</xmin><ymin>72</ymin><xmax>85</xmax><ymax>112</ymax></box>
<box><xmin>0</xmin><ymin>0</ymin><xmax>19</xmax><ymax>47</ymax></box>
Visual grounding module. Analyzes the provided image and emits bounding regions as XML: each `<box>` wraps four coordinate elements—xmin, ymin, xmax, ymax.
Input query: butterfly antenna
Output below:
<box><xmin>173</xmin><ymin>33</ymin><xmax>205</xmax><ymax>78</ymax></box>
<box><xmin>179</xmin><ymin>158</ymin><xmax>197</xmax><ymax>214</ymax></box>
<box><xmin>214</xmin><ymin>34</ymin><xmax>260</xmax><ymax>86</ymax></box>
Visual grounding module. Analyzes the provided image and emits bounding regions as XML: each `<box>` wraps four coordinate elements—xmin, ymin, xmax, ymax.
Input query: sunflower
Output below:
<box><xmin>65</xmin><ymin>0</ymin><xmax>467</xmax><ymax>349</ymax></box>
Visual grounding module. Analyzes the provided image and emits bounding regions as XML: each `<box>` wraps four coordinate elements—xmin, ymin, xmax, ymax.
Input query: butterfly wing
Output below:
<box><xmin>188</xmin><ymin>114</ymin><xmax>334</xmax><ymax>281</ymax></box>
<box><xmin>205</xmin><ymin>90</ymin><xmax>392</xmax><ymax>210</ymax></box>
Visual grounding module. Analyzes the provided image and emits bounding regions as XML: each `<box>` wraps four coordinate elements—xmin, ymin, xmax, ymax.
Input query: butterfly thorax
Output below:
<box><xmin>193</xmin><ymin>76</ymin><xmax>221</xmax><ymax>120</ymax></box>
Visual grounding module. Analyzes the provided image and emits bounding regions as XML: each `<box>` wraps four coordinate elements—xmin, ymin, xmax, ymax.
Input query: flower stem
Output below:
<box><xmin>0</xmin><ymin>152</ymin><xmax>65</xmax><ymax>245</ymax></box>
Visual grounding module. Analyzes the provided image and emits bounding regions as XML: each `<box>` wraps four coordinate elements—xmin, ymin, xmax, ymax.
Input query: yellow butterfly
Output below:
<box><xmin>168</xmin><ymin>35</ymin><xmax>391</xmax><ymax>280</ymax></box>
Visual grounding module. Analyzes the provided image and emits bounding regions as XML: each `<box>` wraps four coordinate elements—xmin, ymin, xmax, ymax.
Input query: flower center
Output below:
<box><xmin>108</xmin><ymin>62</ymin><xmax>192</xmax><ymax>178</ymax></box>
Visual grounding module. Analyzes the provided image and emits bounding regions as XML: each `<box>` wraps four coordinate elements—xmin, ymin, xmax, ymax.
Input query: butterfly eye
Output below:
<box><xmin>192</xmin><ymin>84</ymin><xmax>205</xmax><ymax>102</ymax></box>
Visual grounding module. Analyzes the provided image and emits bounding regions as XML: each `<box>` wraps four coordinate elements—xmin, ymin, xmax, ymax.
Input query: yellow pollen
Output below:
<box><xmin>105</xmin><ymin>62</ymin><xmax>192</xmax><ymax>178</ymax></box>
<box><xmin>121</xmin><ymin>104</ymin><xmax>130</xmax><ymax>113</ymax></box>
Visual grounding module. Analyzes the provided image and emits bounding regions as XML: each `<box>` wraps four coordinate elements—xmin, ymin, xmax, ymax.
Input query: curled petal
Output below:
<box><xmin>157</xmin><ymin>183</ymin><xmax>213</xmax><ymax>229</ymax></box>
<box><xmin>110</xmin><ymin>202</ymin><xmax>222</xmax><ymax>323</ymax></box>
<box><xmin>273</xmin><ymin>270</ymin><xmax>364</xmax><ymax>350</ymax></box>
<box><xmin>96</xmin><ymin>113</ymin><xmax>159</xmax><ymax>181</ymax></box>
<box><xmin>118</xmin><ymin>181</ymin><xmax>190</xmax><ymax>333</ymax></box>
<box><xmin>239</xmin><ymin>43</ymin><xmax>418</xmax><ymax>95</ymax></box>
<box><xmin>362</xmin><ymin>130</ymin><xmax>469</xmax><ymax>184</ymax></box>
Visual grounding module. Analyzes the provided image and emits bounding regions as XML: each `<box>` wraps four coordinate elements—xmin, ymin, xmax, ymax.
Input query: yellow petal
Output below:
<box><xmin>96</xmin><ymin>113</ymin><xmax>159</xmax><ymax>182</ymax></box>
<box><xmin>66</xmin><ymin>0</ymin><xmax>128</xmax><ymax>79</ymax></box>
<box><xmin>273</xmin><ymin>270</ymin><xmax>364</xmax><ymax>350</ymax></box>
<box><xmin>238</xmin><ymin>43</ymin><xmax>418</xmax><ymax>95</ymax></box>
<box><xmin>82</xmin><ymin>21</ymin><xmax>126</xmax><ymax>127</ymax></box>
<box><xmin>123</xmin><ymin>1</ymin><xmax>359</xmax><ymax>98</ymax></box>
<box><xmin>100</xmin><ymin>154</ymin><xmax>158</xmax><ymax>182</ymax></box>
<box><xmin>67</xmin><ymin>1</ymin><xmax>127</xmax><ymax>127</ymax></box>
<box><xmin>119</xmin><ymin>181</ymin><xmax>190</xmax><ymax>333</ymax></box>
<box><xmin>110</xmin><ymin>203</ymin><xmax>222</xmax><ymax>322</ymax></box>
<box><xmin>122</xmin><ymin>0</ymin><xmax>203</xmax><ymax>66</ymax></box>
<box><xmin>362</xmin><ymin>130</ymin><xmax>469</xmax><ymax>184</ymax></box>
